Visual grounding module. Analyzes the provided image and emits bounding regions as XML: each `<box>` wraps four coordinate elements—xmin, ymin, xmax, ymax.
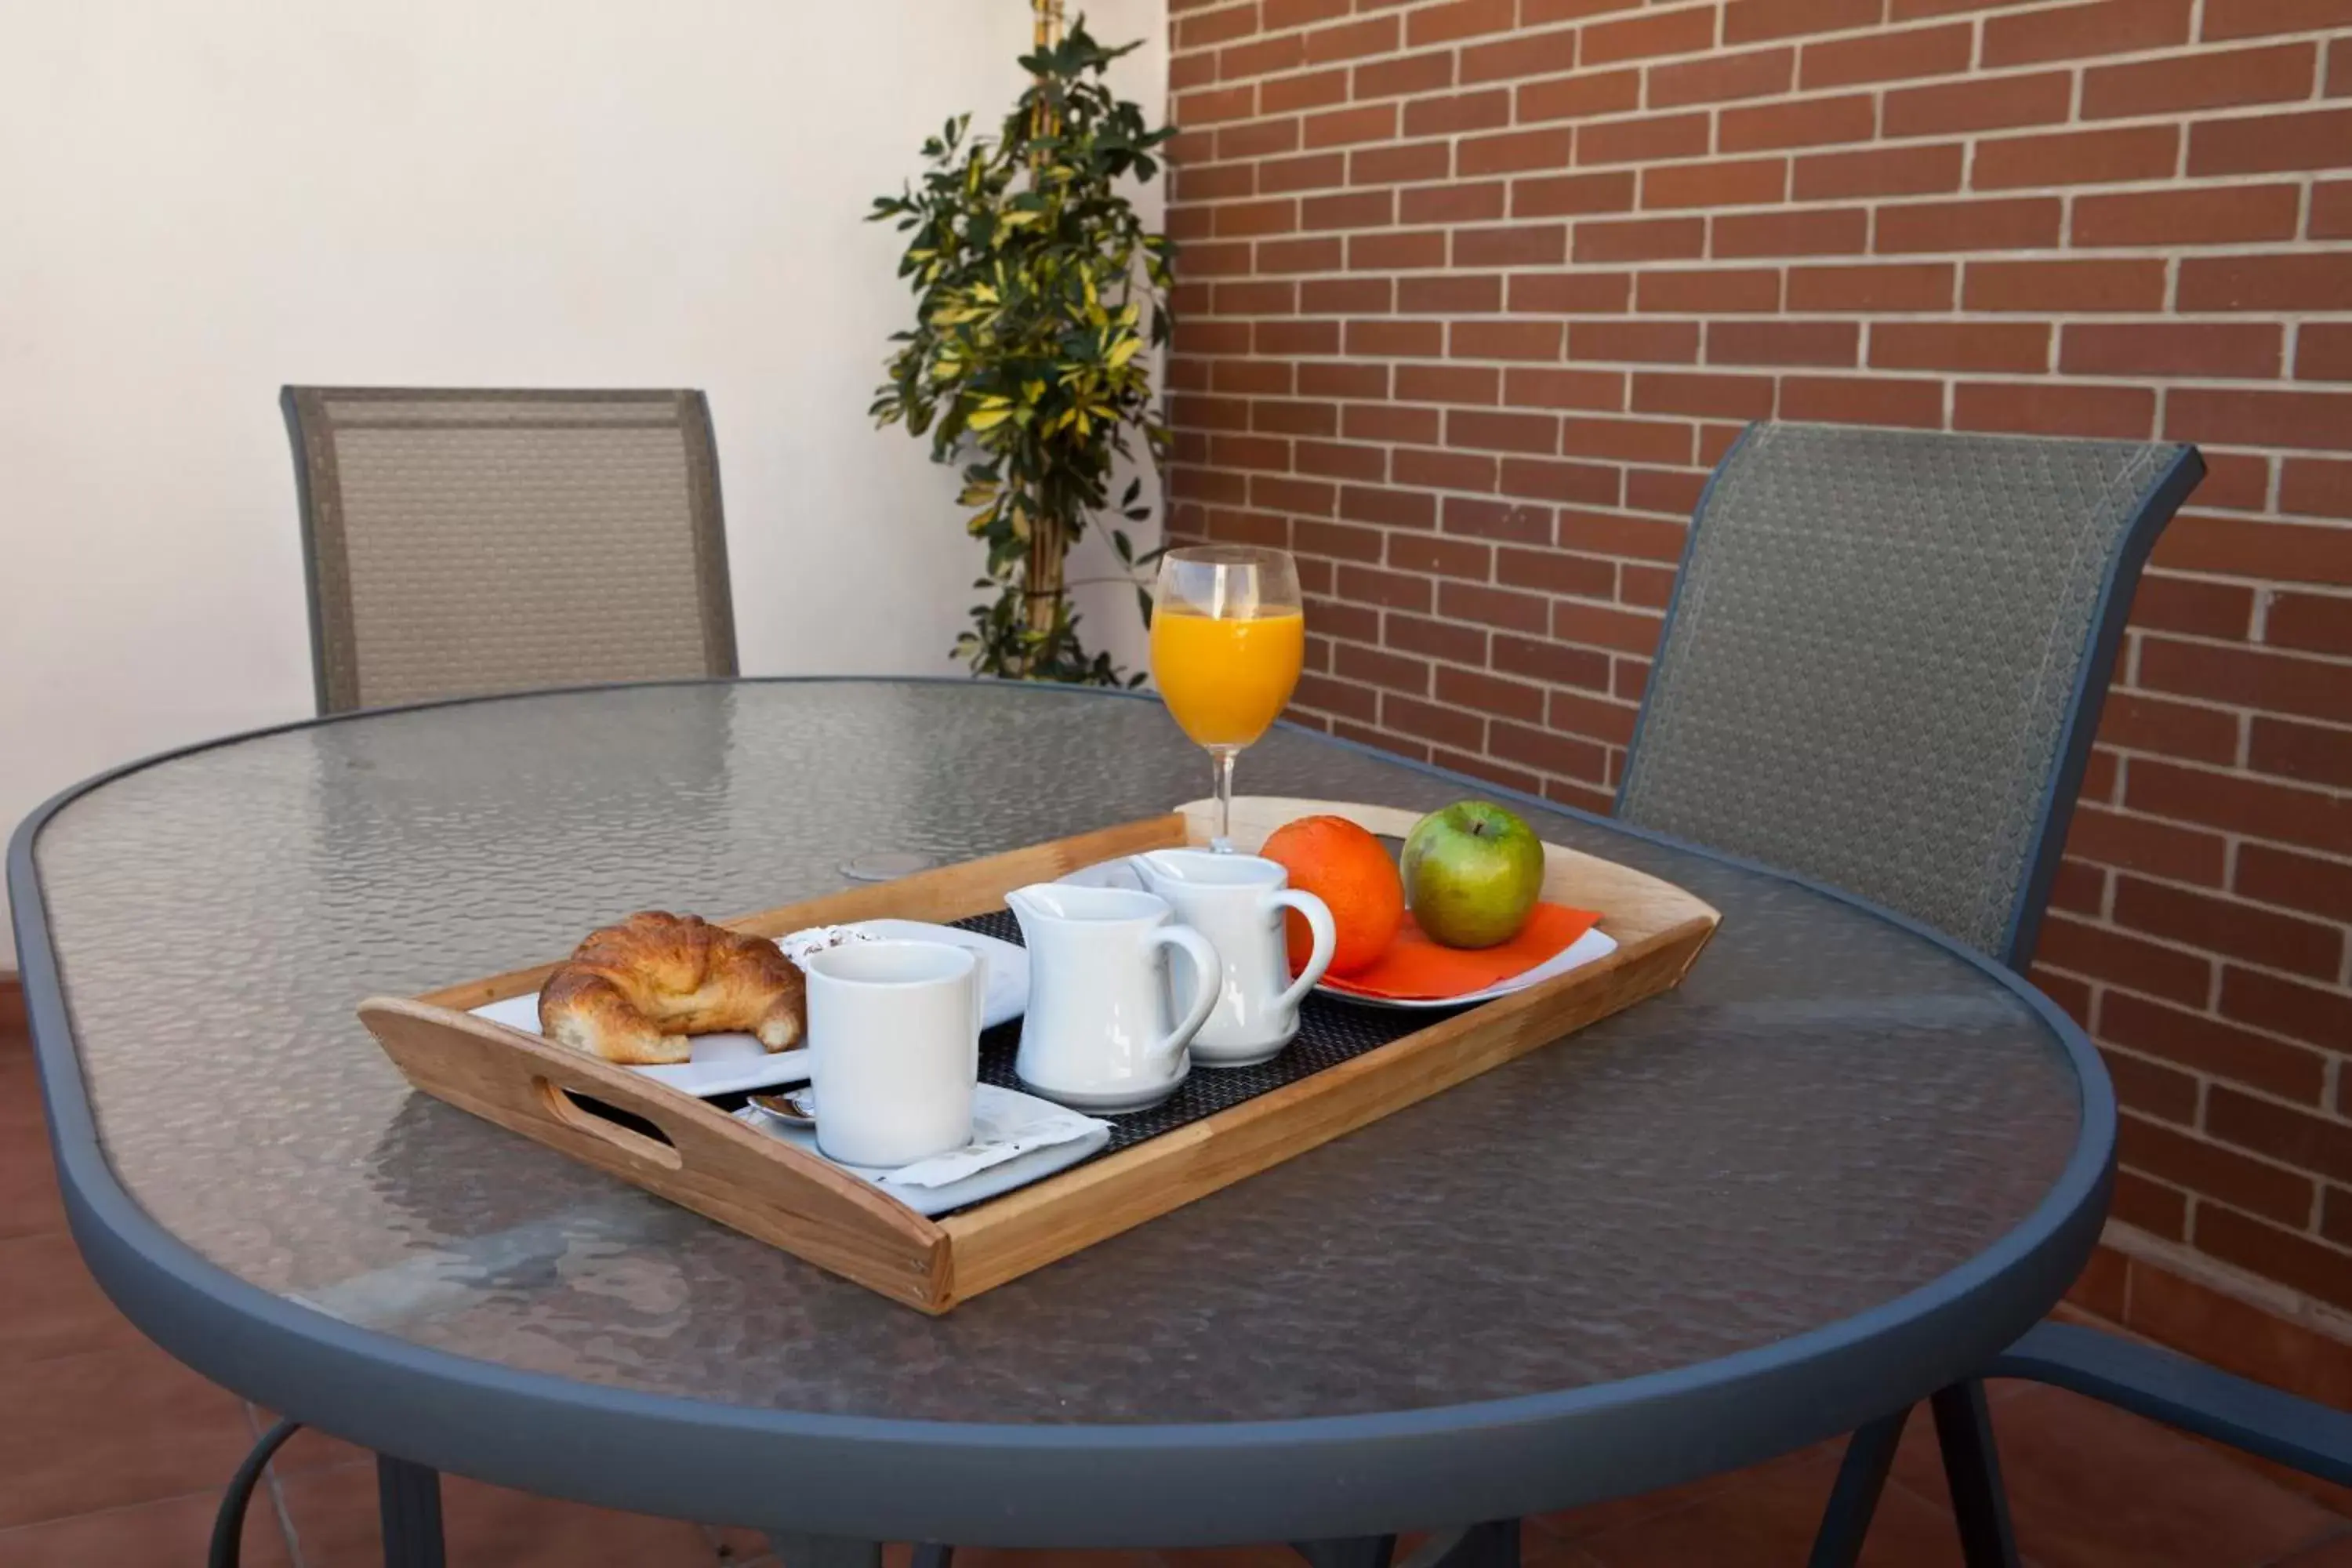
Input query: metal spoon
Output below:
<box><xmin>746</xmin><ymin>1088</ymin><xmax>818</xmax><ymax>1129</ymax></box>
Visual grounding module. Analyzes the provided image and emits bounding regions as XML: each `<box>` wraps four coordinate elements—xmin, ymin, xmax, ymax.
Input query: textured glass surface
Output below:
<box><xmin>1617</xmin><ymin>424</ymin><xmax>2181</xmax><ymax>960</ymax></box>
<box><xmin>31</xmin><ymin>682</ymin><xmax>2082</xmax><ymax>1424</ymax></box>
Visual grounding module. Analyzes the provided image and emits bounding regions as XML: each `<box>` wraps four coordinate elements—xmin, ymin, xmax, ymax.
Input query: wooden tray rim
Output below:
<box><xmin>360</xmin><ymin>797</ymin><xmax>1721</xmax><ymax>1311</ymax></box>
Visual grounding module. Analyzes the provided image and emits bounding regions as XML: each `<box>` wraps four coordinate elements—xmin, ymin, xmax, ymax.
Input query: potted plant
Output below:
<box><xmin>869</xmin><ymin>4</ymin><xmax>1175</xmax><ymax>684</ymax></box>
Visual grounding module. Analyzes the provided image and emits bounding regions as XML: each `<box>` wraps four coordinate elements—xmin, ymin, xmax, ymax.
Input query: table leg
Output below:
<box><xmin>1807</xmin><ymin>1406</ymin><xmax>1906</xmax><ymax>1568</ymax></box>
<box><xmin>768</xmin><ymin>1534</ymin><xmax>886</xmax><ymax>1568</ymax></box>
<box><xmin>1393</xmin><ymin>1519</ymin><xmax>1515</xmax><ymax>1568</ymax></box>
<box><xmin>1933</xmin><ymin>1381</ymin><xmax>2020</xmax><ymax>1568</ymax></box>
<box><xmin>376</xmin><ymin>1454</ymin><xmax>446</xmax><ymax>1568</ymax></box>
<box><xmin>1292</xmin><ymin>1534</ymin><xmax>1396</xmax><ymax>1568</ymax></box>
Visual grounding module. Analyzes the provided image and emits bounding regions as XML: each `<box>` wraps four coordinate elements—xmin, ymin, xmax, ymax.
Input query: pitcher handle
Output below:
<box><xmin>1266</xmin><ymin>889</ymin><xmax>1338</xmax><ymax>1012</ymax></box>
<box><xmin>1145</xmin><ymin>924</ymin><xmax>1221</xmax><ymax>1075</ymax></box>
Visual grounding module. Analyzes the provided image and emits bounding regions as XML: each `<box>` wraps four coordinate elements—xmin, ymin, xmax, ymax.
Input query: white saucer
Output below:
<box><xmin>470</xmin><ymin>919</ymin><xmax>1029</xmax><ymax>1098</ymax></box>
<box><xmin>1058</xmin><ymin>855</ymin><xmax>1618</xmax><ymax>1010</ymax></box>
<box><xmin>732</xmin><ymin>1084</ymin><xmax>1111</xmax><ymax>1218</ymax></box>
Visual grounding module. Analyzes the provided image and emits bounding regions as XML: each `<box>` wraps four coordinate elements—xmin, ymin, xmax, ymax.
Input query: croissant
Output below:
<box><xmin>539</xmin><ymin>911</ymin><xmax>805</xmax><ymax>1065</ymax></box>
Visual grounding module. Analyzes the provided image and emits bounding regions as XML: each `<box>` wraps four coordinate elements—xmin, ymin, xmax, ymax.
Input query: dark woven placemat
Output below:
<box><xmin>704</xmin><ymin>911</ymin><xmax>1447</xmax><ymax>1214</ymax></box>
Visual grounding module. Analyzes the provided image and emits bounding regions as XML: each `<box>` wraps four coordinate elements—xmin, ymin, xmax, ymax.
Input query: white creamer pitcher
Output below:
<box><xmin>1004</xmin><ymin>883</ymin><xmax>1220</xmax><ymax>1113</ymax></box>
<box><xmin>1130</xmin><ymin>849</ymin><xmax>1337</xmax><ymax>1066</ymax></box>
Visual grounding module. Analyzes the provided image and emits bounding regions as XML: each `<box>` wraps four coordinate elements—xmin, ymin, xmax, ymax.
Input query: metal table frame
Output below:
<box><xmin>8</xmin><ymin>678</ymin><xmax>2114</xmax><ymax>1558</ymax></box>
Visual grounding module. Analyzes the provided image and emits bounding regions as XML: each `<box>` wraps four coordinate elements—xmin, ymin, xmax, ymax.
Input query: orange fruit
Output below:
<box><xmin>1260</xmin><ymin>815</ymin><xmax>1406</xmax><ymax>978</ymax></box>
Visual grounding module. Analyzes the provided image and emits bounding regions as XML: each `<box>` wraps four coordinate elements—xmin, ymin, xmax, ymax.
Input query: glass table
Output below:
<box><xmin>9</xmin><ymin>680</ymin><xmax>2110</xmax><ymax>1562</ymax></box>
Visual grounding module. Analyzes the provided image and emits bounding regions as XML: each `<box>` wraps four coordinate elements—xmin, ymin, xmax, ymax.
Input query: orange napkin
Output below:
<box><xmin>1321</xmin><ymin>902</ymin><xmax>1603</xmax><ymax>1002</ymax></box>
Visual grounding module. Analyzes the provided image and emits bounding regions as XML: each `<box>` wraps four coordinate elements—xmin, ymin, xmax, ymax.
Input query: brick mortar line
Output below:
<box><xmin>1183</xmin><ymin>175</ymin><xmax>2343</xmax><ymax>216</ymax></box>
<box><xmin>2045</xmin><ymin>908</ymin><xmax>2352</xmax><ymax>1000</ymax></box>
<box><xmin>1313</xmin><ymin>653</ymin><xmax>1648</xmax><ymax>705</ymax></box>
<box><xmin>1178</xmin><ymin>303</ymin><xmax>2352</xmax><ymax>325</ymax></box>
<box><xmin>2104</xmin><ymin>1161</ymin><xmax>2341</xmax><ymax>1254</ymax></box>
<box><xmin>2123</xmin><ymin>624</ymin><xmax>2352</xmax><ymax>664</ymax></box>
<box><xmin>2074</xmin><ymin>819</ymin><xmax>2352</xmax><ymax>890</ymax></box>
<box><xmin>2038</xmin><ymin>967</ymin><xmax>2351</xmax><ymax>1096</ymax></box>
<box><xmin>1181</xmin><ymin>423</ymin><xmax>2352</xmax><ymax>474</ymax></box>
<box><xmin>1190</xmin><ymin>452</ymin><xmax>2339</xmax><ymax>529</ymax></box>
<box><xmin>1173</xmin><ymin>91</ymin><xmax>2352</xmax><ymax>168</ymax></box>
<box><xmin>1183</xmin><ymin>60</ymin><xmax>2345</xmax><ymax>143</ymax></box>
<box><xmin>1185</xmin><ymin>422</ymin><xmax>2352</xmax><ymax>464</ymax></box>
<box><xmin>2114</xmin><ymin>1093</ymin><xmax>2343</xmax><ymax>1192</ymax></box>
<box><xmin>1190</xmin><ymin>368</ymin><xmax>2352</xmax><ymax>400</ymax></box>
<box><xmin>1170</xmin><ymin>2</ymin><xmax>2352</xmax><ymax>70</ymax></box>
<box><xmin>1183</xmin><ymin>372</ymin><xmax>2352</xmax><ymax>406</ymax></box>
<box><xmin>2088</xmin><ymin>739</ymin><xmax>2352</xmax><ymax>798</ymax></box>
<box><xmin>2063</xmin><ymin>848</ymin><xmax>2352</xmax><ymax>926</ymax></box>
<box><xmin>1283</xmin><ymin>666</ymin><xmax>2352</xmax><ymax>873</ymax></box>
<box><xmin>1290</xmin><ymin>716</ymin><xmax>1617</xmax><ymax>792</ymax></box>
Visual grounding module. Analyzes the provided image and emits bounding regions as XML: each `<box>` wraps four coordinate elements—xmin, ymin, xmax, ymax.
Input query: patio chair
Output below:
<box><xmin>282</xmin><ymin>386</ymin><xmax>738</xmax><ymax>715</ymax></box>
<box><xmin>216</xmin><ymin>386</ymin><xmax>739</xmax><ymax>1567</ymax></box>
<box><xmin>1611</xmin><ymin>422</ymin><xmax>2352</xmax><ymax>1566</ymax></box>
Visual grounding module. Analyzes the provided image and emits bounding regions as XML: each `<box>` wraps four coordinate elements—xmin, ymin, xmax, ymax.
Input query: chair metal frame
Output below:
<box><xmin>281</xmin><ymin>386</ymin><xmax>739</xmax><ymax>716</ymax></box>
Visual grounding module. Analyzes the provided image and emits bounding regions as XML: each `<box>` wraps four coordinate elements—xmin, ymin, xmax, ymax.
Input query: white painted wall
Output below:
<box><xmin>0</xmin><ymin>0</ymin><xmax>1169</xmax><ymax>951</ymax></box>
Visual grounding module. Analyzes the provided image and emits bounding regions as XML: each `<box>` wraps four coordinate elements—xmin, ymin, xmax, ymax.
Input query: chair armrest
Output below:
<box><xmin>1991</xmin><ymin>1321</ymin><xmax>2352</xmax><ymax>1486</ymax></box>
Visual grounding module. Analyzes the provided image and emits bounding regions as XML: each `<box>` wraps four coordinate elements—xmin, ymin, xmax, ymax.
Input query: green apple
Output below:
<box><xmin>1400</xmin><ymin>800</ymin><xmax>1545</xmax><ymax>949</ymax></box>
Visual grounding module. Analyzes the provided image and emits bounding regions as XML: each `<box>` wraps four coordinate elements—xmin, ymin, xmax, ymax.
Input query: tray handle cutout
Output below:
<box><xmin>535</xmin><ymin>1080</ymin><xmax>684</xmax><ymax>1171</ymax></box>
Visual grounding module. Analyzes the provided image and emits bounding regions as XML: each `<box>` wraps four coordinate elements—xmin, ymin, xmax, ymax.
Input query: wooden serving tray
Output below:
<box><xmin>358</xmin><ymin>797</ymin><xmax>1720</xmax><ymax>1313</ymax></box>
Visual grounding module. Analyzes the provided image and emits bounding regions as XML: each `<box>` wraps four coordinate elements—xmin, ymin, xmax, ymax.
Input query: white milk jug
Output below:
<box><xmin>1129</xmin><ymin>849</ymin><xmax>1337</xmax><ymax>1066</ymax></box>
<box><xmin>1004</xmin><ymin>883</ymin><xmax>1220</xmax><ymax>1112</ymax></box>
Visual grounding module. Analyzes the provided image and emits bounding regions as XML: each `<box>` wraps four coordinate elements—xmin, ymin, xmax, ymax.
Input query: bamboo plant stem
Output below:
<box><xmin>1019</xmin><ymin>0</ymin><xmax>1069</xmax><ymax>675</ymax></box>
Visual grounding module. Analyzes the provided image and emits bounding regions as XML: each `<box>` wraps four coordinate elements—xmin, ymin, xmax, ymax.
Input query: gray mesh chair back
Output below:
<box><xmin>283</xmin><ymin>387</ymin><xmax>739</xmax><ymax>715</ymax></box>
<box><xmin>1616</xmin><ymin>422</ymin><xmax>2202</xmax><ymax>968</ymax></box>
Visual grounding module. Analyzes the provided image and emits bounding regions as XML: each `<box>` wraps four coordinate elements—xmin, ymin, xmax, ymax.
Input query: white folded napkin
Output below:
<box><xmin>775</xmin><ymin>924</ymin><xmax>881</xmax><ymax>965</ymax></box>
<box><xmin>876</xmin><ymin>1084</ymin><xmax>1112</xmax><ymax>1189</ymax></box>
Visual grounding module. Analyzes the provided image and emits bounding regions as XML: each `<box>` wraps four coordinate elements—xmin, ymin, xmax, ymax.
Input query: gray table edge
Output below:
<box><xmin>6</xmin><ymin>676</ymin><xmax>2118</xmax><ymax>1547</ymax></box>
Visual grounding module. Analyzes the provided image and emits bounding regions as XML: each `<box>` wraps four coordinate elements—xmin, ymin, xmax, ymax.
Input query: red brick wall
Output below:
<box><xmin>1162</xmin><ymin>0</ymin><xmax>2352</xmax><ymax>1319</ymax></box>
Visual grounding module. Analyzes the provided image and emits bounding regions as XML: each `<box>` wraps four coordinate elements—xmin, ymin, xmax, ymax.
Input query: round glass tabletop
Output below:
<box><xmin>14</xmin><ymin>681</ymin><xmax>2103</xmax><ymax>1538</ymax></box>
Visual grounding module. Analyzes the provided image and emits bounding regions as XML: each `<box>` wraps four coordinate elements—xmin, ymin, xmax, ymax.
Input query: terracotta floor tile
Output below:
<box><xmin>0</xmin><ymin>1127</ymin><xmax>65</xmax><ymax>1243</ymax></box>
<box><xmin>0</xmin><ymin>1486</ymin><xmax>291</xmax><ymax>1567</ymax></box>
<box><xmin>1886</xmin><ymin>1384</ymin><xmax>2340</xmax><ymax>1568</ymax></box>
<box><xmin>1159</xmin><ymin>1547</ymin><xmax>1308</xmax><ymax>1568</ymax></box>
<box><xmin>1532</xmin><ymin>1439</ymin><xmax>1842</xmax><ymax>1544</ymax></box>
<box><xmin>1573</xmin><ymin>1450</ymin><xmax>1965</xmax><ymax>1568</ymax></box>
<box><xmin>0</xmin><ymin>1229</ymin><xmax>143</xmax><ymax>1363</ymax></box>
<box><xmin>2193</xmin><ymin>1438</ymin><xmax>2352</xmax><ymax>1525</ymax></box>
<box><xmin>278</xmin><ymin>1464</ymin><xmax>719</xmax><ymax>1566</ymax></box>
<box><xmin>0</xmin><ymin>1340</ymin><xmax>258</xmax><ymax>1530</ymax></box>
<box><xmin>0</xmin><ymin>1041</ymin><xmax>42</xmax><ymax>1125</ymax></box>
<box><xmin>1520</xmin><ymin>1542</ymin><xmax>1607</xmax><ymax>1568</ymax></box>
<box><xmin>704</xmin><ymin>1529</ymin><xmax>913</xmax><ymax>1566</ymax></box>
<box><xmin>950</xmin><ymin>1551</ymin><xmax>1161</xmax><ymax>1568</ymax></box>
<box><xmin>1533</xmin><ymin>1474</ymin><xmax>1756</xmax><ymax>1544</ymax></box>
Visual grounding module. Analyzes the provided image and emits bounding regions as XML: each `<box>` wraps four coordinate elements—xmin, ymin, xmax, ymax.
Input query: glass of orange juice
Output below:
<box><xmin>1151</xmin><ymin>545</ymin><xmax>1305</xmax><ymax>851</ymax></box>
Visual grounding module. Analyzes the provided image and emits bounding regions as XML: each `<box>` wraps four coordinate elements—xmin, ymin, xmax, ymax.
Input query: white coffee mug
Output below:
<box><xmin>800</xmin><ymin>939</ymin><xmax>980</xmax><ymax>1168</ymax></box>
<box><xmin>1130</xmin><ymin>849</ymin><xmax>1338</xmax><ymax>1065</ymax></box>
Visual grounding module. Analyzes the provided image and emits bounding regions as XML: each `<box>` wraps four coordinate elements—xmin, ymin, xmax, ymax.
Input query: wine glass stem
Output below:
<box><xmin>1209</xmin><ymin>746</ymin><xmax>1240</xmax><ymax>853</ymax></box>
